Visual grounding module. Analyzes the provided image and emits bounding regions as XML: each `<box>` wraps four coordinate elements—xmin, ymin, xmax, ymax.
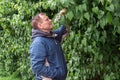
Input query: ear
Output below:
<box><xmin>37</xmin><ymin>23</ymin><xmax>42</xmax><ymax>29</ymax></box>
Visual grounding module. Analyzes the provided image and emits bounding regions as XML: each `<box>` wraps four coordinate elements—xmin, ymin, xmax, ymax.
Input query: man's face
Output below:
<box><xmin>38</xmin><ymin>14</ymin><xmax>53</xmax><ymax>32</ymax></box>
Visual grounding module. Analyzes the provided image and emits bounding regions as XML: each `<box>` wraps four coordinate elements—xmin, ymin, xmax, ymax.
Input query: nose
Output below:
<box><xmin>49</xmin><ymin>19</ymin><xmax>52</xmax><ymax>21</ymax></box>
<box><xmin>49</xmin><ymin>19</ymin><xmax>52</xmax><ymax>23</ymax></box>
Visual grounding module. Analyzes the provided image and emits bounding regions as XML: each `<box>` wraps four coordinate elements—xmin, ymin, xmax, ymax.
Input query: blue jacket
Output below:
<box><xmin>30</xmin><ymin>25</ymin><xmax>67</xmax><ymax>80</ymax></box>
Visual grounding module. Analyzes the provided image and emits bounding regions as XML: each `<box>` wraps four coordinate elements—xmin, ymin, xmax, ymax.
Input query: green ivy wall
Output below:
<box><xmin>0</xmin><ymin>0</ymin><xmax>120</xmax><ymax>80</ymax></box>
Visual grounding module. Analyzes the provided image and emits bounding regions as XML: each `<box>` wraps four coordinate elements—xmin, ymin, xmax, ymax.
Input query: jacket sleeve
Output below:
<box><xmin>30</xmin><ymin>40</ymin><xmax>58</xmax><ymax>79</ymax></box>
<box><xmin>53</xmin><ymin>25</ymin><xmax>67</xmax><ymax>42</ymax></box>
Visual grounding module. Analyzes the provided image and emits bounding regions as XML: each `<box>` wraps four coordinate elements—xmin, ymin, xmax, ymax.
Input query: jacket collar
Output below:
<box><xmin>32</xmin><ymin>28</ymin><xmax>58</xmax><ymax>40</ymax></box>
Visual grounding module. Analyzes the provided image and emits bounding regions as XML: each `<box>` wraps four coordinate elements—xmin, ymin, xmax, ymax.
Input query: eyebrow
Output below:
<box><xmin>46</xmin><ymin>17</ymin><xmax>49</xmax><ymax>20</ymax></box>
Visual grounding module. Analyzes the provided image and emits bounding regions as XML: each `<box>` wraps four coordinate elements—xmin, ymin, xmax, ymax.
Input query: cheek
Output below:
<box><xmin>43</xmin><ymin>24</ymin><xmax>50</xmax><ymax>29</ymax></box>
<box><xmin>42</xmin><ymin>23</ymin><xmax>48</xmax><ymax>27</ymax></box>
<box><xmin>42</xmin><ymin>22</ymin><xmax>52</xmax><ymax>28</ymax></box>
<box><xmin>45</xmin><ymin>24</ymin><xmax>50</xmax><ymax>28</ymax></box>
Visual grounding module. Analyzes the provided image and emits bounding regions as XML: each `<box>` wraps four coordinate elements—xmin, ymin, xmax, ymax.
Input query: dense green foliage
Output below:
<box><xmin>0</xmin><ymin>0</ymin><xmax>120</xmax><ymax>80</ymax></box>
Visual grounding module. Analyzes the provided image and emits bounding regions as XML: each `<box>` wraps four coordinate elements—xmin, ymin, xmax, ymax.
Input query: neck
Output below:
<box><xmin>40</xmin><ymin>29</ymin><xmax>51</xmax><ymax>33</ymax></box>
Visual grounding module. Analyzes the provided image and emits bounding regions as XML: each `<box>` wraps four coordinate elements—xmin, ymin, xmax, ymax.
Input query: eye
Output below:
<box><xmin>45</xmin><ymin>18</ymin><xmax>49</xmax><ymax>21</ymax></box>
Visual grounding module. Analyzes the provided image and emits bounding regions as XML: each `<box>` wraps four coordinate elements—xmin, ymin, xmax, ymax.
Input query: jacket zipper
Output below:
<box><xmin>54</xmin><ymin>37</ymin><xmax>57</xmax><ymax>45</ymax></box>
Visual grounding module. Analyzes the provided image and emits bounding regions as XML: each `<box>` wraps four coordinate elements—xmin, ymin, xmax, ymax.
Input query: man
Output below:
<box><xmin>30</xmin><ymin>9</ymin><xmax>69</xmax><ymax>80</ymax></box>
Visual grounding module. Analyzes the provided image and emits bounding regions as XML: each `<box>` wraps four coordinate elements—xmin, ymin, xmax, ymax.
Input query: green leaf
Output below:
<box><xmin>92</xmin><ymin>7</ymin><xmax>99</xmax><ymax>14</ymax></box>
<box><xmin>104</xmin><ymin>75</ymin><xmax>110</xmax><ymax>80</ymax></box>
<box><xmin>98</xmin><ymin>10</ymin><xmax>104</xmax><ymax>19</ymax></box>
<box><xmin>82</xmin><ymin>3</ymin><xmax>87</xmax><ymax>11</ymax></box>
<box><xmin>106</xmin><ymin>4</ymin><xmax>114</xmax><ymax>12</ymax></box>
<box><xmin>99</xmin><ymin>0</ymin><xmax>104</xmax><ymax>5</ymax></box>
<box><xmin>112</xmin><ymin>17</ymin><xmax>119</xmax><ymax>27</ymax></box>
<box><xmin>66</xmin><ymin>11</ymin><xmax>74</xmax><ymax>21</ymax></box>
<box><xmin>100</xmin><ymin>17</ymin><xmax>107</xmax><ymax>29</ymax></box>
<box><xmin>106</xmin><ymin>12</ymin><xmax>112</xmax><ymax>24</ymax></box>
<box><xmin>81</xmin><ymin>38</ymin><xmax>87</xmax><ymax>46</ymax></box>
<box><xmin>78</xmin><ymin>4</ymin><xmax>87</xmax><ymax>12</ymax></box>
<box><xmin>107</xmin><ymin>0</ymin><xmax>112</xmax><ymax>3</ymax></box>
<box><xmin>84</xmin><ymin>12</ymin><xmax>90</xmax><ymax>21</ymax></box>
<box><xmin>117</xmin><ymin>26</ymin><xmax>120</xmax><ymax>34</ymax></box>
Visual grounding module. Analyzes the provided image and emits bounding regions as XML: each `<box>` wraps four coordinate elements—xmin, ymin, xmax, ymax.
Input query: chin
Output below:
<box><xmin>51</xmin><ymin>27</ymin><xmax>53</xmax><ymax>30</ymax></box>
<box><xmin>50</xmin><ymin>26</ymin><xmax>53</xmax><ymax>30</ymax></box>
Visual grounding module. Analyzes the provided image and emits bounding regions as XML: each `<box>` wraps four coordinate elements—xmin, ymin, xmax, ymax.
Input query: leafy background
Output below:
<box><xmin>0</xmin><ymin>0</ymin><xmax>120</xmax><ymax>80</ymax></box>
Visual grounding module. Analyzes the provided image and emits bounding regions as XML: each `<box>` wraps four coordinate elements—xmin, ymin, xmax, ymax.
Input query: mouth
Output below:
<box><xmin>49</xmin><ymin>23</ymin><xmax>53</xmax><ymax>25</ymax></box>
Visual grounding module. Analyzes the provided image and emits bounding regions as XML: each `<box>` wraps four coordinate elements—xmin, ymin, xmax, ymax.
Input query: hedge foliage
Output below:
<box><xmin>0</xmin><ymin>0</ymin><xmax>120</xmax><ymax>80</ymax></box>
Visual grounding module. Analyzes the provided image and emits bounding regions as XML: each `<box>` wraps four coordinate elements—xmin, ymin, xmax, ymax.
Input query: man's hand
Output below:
<box><xmin>60</xmin><ymin>8</ymin><xmax>67</xmax><ymax>15</ymax></box>
<box><xmin>45</xmin><ymin>58</ymin><xmax>49</xmax><ymax>66</ymax></box>
<box><xmin>59</xmin><ymin>8</ymin><xmax>70</xmax><ymax>43</ymax></box>
<box><xmin>41</xmin><ymin>59</ymin><xmax>52</xmax><ymax>80</ymax></box>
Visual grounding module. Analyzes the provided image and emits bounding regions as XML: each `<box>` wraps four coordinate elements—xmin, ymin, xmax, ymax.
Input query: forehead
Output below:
<box><xmin>39</xmin><ymin>14</ymin><xmax>48</xmax><ymax>20</ymax></box>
